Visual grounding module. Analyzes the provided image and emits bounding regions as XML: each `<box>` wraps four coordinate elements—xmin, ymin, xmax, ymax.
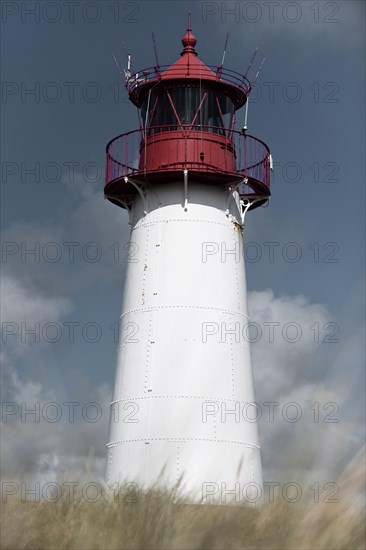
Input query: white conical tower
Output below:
<box><xmin>104</xmin><ymin>25</ymin><xmax>271</xmax><ymax>504</ymax></box>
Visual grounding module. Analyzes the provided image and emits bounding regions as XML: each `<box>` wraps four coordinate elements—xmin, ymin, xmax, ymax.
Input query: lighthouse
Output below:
<box><xmin>105</xmin><ymin>24</ymin><xmax>271</xmax><ymax>503</ymax></box>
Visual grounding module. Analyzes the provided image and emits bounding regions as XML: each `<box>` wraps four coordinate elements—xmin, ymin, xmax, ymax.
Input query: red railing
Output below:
<box><xmin>106</xmin><ymin>126</ymin><xmax>270</xmax><ymax>195</ymax></box>
<box><xmin>126</xmin><ymin>65</ymin><xmax>252</xmax><ymax>97</ymax></box>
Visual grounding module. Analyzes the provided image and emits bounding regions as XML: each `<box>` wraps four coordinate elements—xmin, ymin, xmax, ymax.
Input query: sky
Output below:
<box><xmin>1</xmin><ymin>0</ymin><xmax>365</xmax><ymax>500</ymax></box>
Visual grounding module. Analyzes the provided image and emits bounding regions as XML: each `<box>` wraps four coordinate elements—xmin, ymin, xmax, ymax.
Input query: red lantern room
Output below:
<box><xmin>105</xmin><ymin>24</ymin><xmax>271</xmax><ymax>210</ymax></box>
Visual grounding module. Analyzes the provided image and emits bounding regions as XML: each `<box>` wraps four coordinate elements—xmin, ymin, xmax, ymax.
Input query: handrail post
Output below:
<box><xmin>125</xmin><ymin>134</ymin><xmax>128</xmax><ymax>177</ymax></box>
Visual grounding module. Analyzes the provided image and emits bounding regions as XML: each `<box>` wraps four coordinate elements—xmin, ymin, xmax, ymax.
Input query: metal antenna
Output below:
<box><xmin>243</xmin><ymin>97</ymin><xmax>249</xmax><ymax>133</ymax></box>
<box><xmin>112</xmin><ymin>54</ymin><xmax>125</xmax><ymax>80</ymax></box>
<box><xmin>251</xmin><ymin>57</ymin><xmax>266</xmax><ymax>84</ymax></box>
<box><xmin>152</xmin><ymin>32</ymin><xmax>160</xmax><ymax>69</ymax></box>
<box><xmin>127</xmin><ymin>54</ymin><xmax>131</xmax><ymax>78</ymax></box>
<box><xmin>121</xmin><ymin>40</ymin><xmax>129</xmax><ymax>61</ymax></box>
<box><xmin>221</xmin><ymin>33</ymin><xmax>229</xmax><ymax>67</ymax></box>
<box><xmin>188</xmin><ymin>8</ymin><xmax>191</xmax><ymax>30</ymax></box>
<box><xmin>121</xmin><ymin>41</ymin><xmax>132</xmax><ymax>80</ymax></box>
<box><xmin>244</xmin><ymin>46</ymin><xmax>259</xmax><ymax>80</ymax></box>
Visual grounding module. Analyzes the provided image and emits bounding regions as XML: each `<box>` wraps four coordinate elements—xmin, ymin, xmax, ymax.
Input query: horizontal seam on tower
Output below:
<box><xmin>134</xmin><ymin>219</ymin><xmax>232</xmax><ymax>229</ymax></box>
<box><xmin>121</xmin><ymin>305</ymin><xmax>249</xmax><ymax>319</ymax></box>
<box><xmin>107</xmin><ymin>438</ymin><xmax>260</xmax><ymax>449</ymax></box>
<box><xmin>110</xmin><ymin>396</ymin><xmax>257</xmax><ymax>405</ymax></box>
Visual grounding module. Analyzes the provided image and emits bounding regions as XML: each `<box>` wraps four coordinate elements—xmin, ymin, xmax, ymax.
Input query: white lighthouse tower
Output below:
<box><xmin>105</xmin><ymin>24</ymin><xmax>271</xmax><ymax>503</ymax></box>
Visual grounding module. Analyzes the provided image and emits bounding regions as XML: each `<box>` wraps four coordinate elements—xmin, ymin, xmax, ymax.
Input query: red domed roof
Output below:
<box><xmin>160</xmin><ymin>27</ymin><xmax>217</xmax><ymax>81</ymax></box>
<box><xmin>126</xmin><ymin>25</ymin><xmax>251</xmax><ymax>109</ymax></box>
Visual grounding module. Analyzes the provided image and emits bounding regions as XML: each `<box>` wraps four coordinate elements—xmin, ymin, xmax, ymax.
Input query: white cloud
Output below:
<box><xmin>248</xmin><ymin>289</ymin><xmax>364</xmax><ymax>481</ymax></box>
<box><xmin>1</xmin><ymin>275</ymin><xmax>73</xmax><ymax>327</ymax></box>
<box><xmin>1</xmin><ymin>274</ymin><xmax>74</xmax><ymax>370</ymax></box>
<box><xmin>0</xmin><ymin>177</ymin><xmax>124</xmax><ymax>484</ymax></box>
<box><xmin>1</xmin><ymin>177</ymin><xmax>130</xmax><ymax>294</ymax></box>
<box><xmin>1</xmin><ymin>367</ymin><xmax>111</xmax><ymax>484</ymax></box>
<box><xmin>1</xmin><ymin>269</ymin><xmax>111</xmax><ymax>483</ymax></box>
<box><xmin>248</xmin><ymin>289</ymin><xmax>330</xmax><ymax>400</ymax></box>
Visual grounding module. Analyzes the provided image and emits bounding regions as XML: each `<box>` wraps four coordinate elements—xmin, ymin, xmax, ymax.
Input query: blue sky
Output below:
<box><xmin>1</xmin><ymin>0</ymin><xmax>365</xmax><ymax>492</ymax></box>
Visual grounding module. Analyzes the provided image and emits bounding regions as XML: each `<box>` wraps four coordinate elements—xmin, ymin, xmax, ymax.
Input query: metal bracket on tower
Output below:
<box><xmin>225</xmin><ymin>177</ymin><xmax>248</xmax><ymax>217</ymax></box>
<box><xmin>239</xmin><ymin>199</ymin><xmax>253</xmax><ymax>226</ymax></box>
<box><xmin>225</xmin><ymin>178</ymin><xmax>270</xmax><ymax>227</ymax></box>
<box><xmin>183</xmin><ymin>169</ymin><xmax>188</xmax><ymax>211</ymax></box>
<box><xmin>125</xmin><ymin>176</ymin><xmax>148</xmax><ymax>215</ymax></box>
<box><xmin>225</xmin><ymin>184</ymin><xmax>240</xmax><ymax>215</ymax></box>
<box><xmin>239</xmin><ymin>197</ymin><xmax>269</xmax><ymax>225</ymax></box>
<box><xmin>104</xmin><ymin>195</ymin><xmax>134</xmax><ymax>224</ymax></box>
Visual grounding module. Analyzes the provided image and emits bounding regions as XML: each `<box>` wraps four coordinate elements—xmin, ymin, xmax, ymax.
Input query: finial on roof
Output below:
<box><xmin>181</xmin><ymin>11</ymin><xmax>197</xmax><ymax>56</ymax></box>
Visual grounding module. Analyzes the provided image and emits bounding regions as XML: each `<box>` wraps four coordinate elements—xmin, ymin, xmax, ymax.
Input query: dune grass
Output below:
<box><xmin>1</xmin><ymin>463</ymin><xmax>365</xmax><ymax>550</ymax></box>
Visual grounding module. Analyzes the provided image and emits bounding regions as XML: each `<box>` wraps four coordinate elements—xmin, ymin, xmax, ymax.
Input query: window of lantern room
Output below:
<box><xmin>141</xmin><ymin>87</ymin><xmax>235</xmax><ymax>136</ymax></box>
